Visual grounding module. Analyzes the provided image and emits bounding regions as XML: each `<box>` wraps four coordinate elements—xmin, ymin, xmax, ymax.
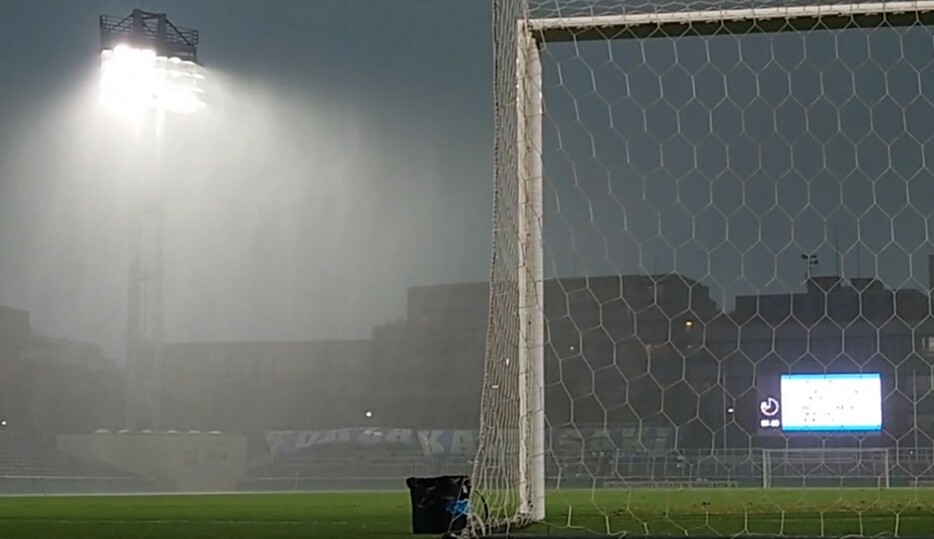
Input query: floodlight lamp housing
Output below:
<box><xmin>98</xmin><ymin>9</ymin><xmax>205</xmax><ymax>115</ymax></box>
<box><xmin>100</xmin><ymin>9</ymin><xmax>199</xmax><ymax>64</ymax></box>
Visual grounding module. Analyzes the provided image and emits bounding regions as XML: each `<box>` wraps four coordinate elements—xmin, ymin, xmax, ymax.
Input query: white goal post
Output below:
<box><xmin>515</xmin><ymin>22</ymin><xmax>546</xmax><ymax>522</ymax></box>
<box><xmin>471</xmin><ymin>0</ymin><xmax>934</xmax><ymax>534</ymax></box>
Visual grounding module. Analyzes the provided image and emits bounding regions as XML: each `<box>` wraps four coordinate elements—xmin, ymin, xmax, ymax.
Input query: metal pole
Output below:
<box><xmin>720</xmin><ymin>370</ymin><xmax>729</xmax><ymax>455</ymax></box>
<box><xmin>125</xmin><ymin>123</ymin><xmax>143</xmax><ymax>429</ymax></box>
<box><xmin>762</xmin><ymin>449</ymin><xmax>769</xmax><ymax>488</ymax></box>
<box><xmin>914</xmin><ymin>370</ymin><xmax>919</xmax><ymax>452</ymax></box>
<box><xmin>125</xmin><ymin>110</ymin><xmax>165</xmax><ymax>431</ymax></box>
<box><xmin>151</xmin><ymin>110</ymin><xmax>166</xmax><ymax>431</ymax></box>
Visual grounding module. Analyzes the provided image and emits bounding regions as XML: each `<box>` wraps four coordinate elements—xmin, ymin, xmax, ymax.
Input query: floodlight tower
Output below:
<box><xmin>99</xmin><ymin>10</ymin><xmax>204</xmax><ymax>431</ymax></box>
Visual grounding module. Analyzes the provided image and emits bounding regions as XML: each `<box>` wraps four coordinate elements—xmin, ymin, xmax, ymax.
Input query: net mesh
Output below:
<box><xmin>762</xmin><ymin>448</ymin><xmax>891</xmax><ymax>488</ymax></box>
<box><xmin>473</xmin><ymin>0</ymin><xmax>934</xmax><ymax>536</ymax></box>
<box><xmin>471</xmin><ymin>0</ymin><xmax>531</xmax><ymax>531</ymax></box>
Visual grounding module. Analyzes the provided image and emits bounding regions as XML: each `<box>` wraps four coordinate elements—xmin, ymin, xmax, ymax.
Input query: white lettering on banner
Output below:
<box><xmin>295</xmin><ymin>430</ymin><xmax>319</xmax><ymax>449</ymax></box>
<box><xmin>319</xmin><ymin>428</ymin><xmax>352</xmax><ymax>445</ymax></box>
<box><xmin>266</xmin><ymin>431</ymin><xmax>299</xmax><ymax>457</ymax></box>
<box><xmin>384</xmin><ymin>428</ymin><xmax>414</xmax><ymax>445</ymax></box>
<box><xmin>449</xmin><ymin>430</ymin><xmax>476</xmax><ymax>456</ymax></box>
<box><xmin>267</xmin><ymin>428</ymin><xmax>424</xmax><ymax>456</ymax></box>
<box><xmin>357</xmin><ymin>430</ymin><xmax>380</xmax><ymax>446</ymax></box>
<box><xmin>415</xmin><ymin>430</ymin><xmax>477</xmax><ymax>455</ymax></box>
<box><xmin>265</xmin><ymin>427</ymin><xmax>671</xmax><ymax>457</ymax></box>
<box><xmin>417</xmin><ymin>430</ymin><xmax>445</xmax><ymax>455</ymax></box>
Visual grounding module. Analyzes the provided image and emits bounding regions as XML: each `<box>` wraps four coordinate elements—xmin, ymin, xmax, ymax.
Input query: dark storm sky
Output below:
<box><xmin>538</xmin><ymin>27</ymin><xmax>934</xmax><ymax>306</ymax></box>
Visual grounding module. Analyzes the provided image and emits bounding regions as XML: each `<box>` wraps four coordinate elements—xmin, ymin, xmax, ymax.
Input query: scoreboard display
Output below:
<box><xmin>757</xmin><ymin>373</ymin><xmax>882</xmax><ymax>433</ymax></box>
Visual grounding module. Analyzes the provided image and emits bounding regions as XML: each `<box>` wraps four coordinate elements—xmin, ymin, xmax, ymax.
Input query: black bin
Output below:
<box><xmin>406</xmin><ymin>475</ymin><xmax>471</xmax><ymax>535</ymax></box>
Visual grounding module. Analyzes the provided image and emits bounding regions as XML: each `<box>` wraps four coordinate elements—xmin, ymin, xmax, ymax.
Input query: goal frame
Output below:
<box><xmin>761</xmin><ymin>447</ymin><xmax>892</xmax><ymax>489</ymax></box>
<box><xmin>510</xmin><ymin>0</ymin><xmax>934</xmax><ymax>525</ymax></box>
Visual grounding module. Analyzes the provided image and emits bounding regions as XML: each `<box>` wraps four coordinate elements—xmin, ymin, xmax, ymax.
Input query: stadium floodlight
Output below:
<box><xmin>99</xmin><ymin>9</ymin><xmax>205</xmax><ymax>432</ymax></box>
<box><xmin>99</xmin><ymin>10</ymin><xmax>204</xmax><ymax>114</ymax></box>
<box><xmin>100</xmin><ymin>45</ymin><xmax>204</xmax><ymax>114</ymax></box>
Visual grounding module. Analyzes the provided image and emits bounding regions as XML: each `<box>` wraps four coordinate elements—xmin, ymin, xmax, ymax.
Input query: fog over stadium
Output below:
<box><xmin>0</xmin><ymin>0</ymin><xmax>493</xmax><ymax>360</ymax></box>
<box><xmin>4</xmin><ymin>0</ymin><xmax>934</xmax><ymax>537</ymax></box>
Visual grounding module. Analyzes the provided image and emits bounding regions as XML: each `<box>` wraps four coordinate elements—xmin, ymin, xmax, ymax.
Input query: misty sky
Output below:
<box><xmin>2</xmin><ymin>0</ymin><xmax>934</xmax><ymax>361</ymax></box>
<box><xmin>0</xmin><ymin>0</ymin><xmax>494</xmax><ymax>358</ymax></box>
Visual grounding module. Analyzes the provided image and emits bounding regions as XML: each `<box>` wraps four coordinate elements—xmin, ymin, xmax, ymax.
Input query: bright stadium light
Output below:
<box><xmin>99</xmin><ymin>45</ymin><xmax>205</xmax><ymax>114</ymax></box>
<box><xmin>99</xmin><ymin>10</ymin><xmax>205</xmax><ymax>115</ymax></box>
<box><xmin>99</xmin><ymin>9</ymin><xmax>205</xmax><ymax>431</ymax></box>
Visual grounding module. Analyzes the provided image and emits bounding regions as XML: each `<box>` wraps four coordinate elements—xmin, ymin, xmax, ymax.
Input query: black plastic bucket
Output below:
<box><xmin>406</xmin><ymin>475</ymin><xmax>471</xmax><ymax>535</ymax></box>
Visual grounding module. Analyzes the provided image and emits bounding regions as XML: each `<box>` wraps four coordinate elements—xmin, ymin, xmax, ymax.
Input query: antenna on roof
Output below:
<box><xmin>833</xmin><ymin>224</ymin><xmax>841</xmax><ymax>278</ymax></box>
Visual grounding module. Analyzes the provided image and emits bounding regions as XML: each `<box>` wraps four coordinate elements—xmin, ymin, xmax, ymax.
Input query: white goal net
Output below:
<box><xmin>471</xmin><ymin>0</ymin><xmax>934</xmax><ymax>536</ymax></box>
<box><xmin>762</xmin><ymin>448</ymin><xmax>891</xmax><ymax>488</ymax></box>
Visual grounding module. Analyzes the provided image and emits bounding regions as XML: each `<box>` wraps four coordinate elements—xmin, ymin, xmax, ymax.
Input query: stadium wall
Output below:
<box><xmin>57</xmin><ymin>432</ymin><xmax>247</xmax><ymax>491</ymax></box>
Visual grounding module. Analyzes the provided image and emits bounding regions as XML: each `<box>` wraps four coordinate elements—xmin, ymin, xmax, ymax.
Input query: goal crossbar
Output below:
<box><xmin>529</xmin><ymin>0</ymin><xmax>934</xmax><ymax>41</ymax></box>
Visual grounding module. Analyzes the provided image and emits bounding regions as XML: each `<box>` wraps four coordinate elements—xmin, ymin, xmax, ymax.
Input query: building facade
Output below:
<box><xmin>161</xmin><ymin>340</ymin><xmax>372</xmax><ymax>432</ymax></box>
<box><xmin>700</xmin><ymin>275</ymin><xmax>934</xmax><ymax>450</ymax></box>
<box><xmin>0</xmin><ymin>306</ymin><xmax>122</xmax><ymax>432</ymax></box>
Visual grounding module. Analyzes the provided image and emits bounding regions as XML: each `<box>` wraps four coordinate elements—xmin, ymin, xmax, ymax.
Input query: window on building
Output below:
<box><xmin>921</xmin><ymin>336</ymin><xmax>934</xmax><ymax>356</ymax></box>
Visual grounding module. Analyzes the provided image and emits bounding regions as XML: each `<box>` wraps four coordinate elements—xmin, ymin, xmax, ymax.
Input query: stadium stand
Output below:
<box><xmin>241</xmin><ymin>433</ymin><xmax>471</xmax><ymax>491</ymax></box>
<box><xmin>0</xmin><ymin>432</ymin><xmax>161</xmax><ymax>494</ymax></box>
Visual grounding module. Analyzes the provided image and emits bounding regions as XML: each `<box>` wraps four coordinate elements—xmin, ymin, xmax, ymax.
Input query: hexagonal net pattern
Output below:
<box><xmin>472</xmin><ymin>0</ymin><xmax>934</xmax><ymax>537</ymax></box>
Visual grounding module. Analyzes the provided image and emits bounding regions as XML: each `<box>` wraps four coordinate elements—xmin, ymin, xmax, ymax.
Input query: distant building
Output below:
<box><xmin>543</xmin><ymin>274</ymin><xmax>719</xmax><ymax>433</ymax></box>
<box><xmin>369</xmin><ymin>282</ymin><xmax>490</xmax><ymax>429</ymax></box>
<box><xmin>369</xmin><ymin>275</ymin><xmax>718</xmax><ymax>434</ymax></box>
<box><xmin>161</xmin><ymin>340</ymin><xmax>372</xmax><ymax>432</ymax></box>
<box><xmin>696</xmin><ymin>273</ymin><xmax>934</xmax><ymax>450</ymax></box>
<box><xmin>23</xmin><ymin>335</ymin><xmax>123</xmax><ymax>432</ymax></box>
<box><xmin>0</xmin><ymin>307</ymin><xmax>122</xmax><ymax>432</ymax></box>
<box><xmin>0</xmin><ymin>306</ymin><xmax>29</xmax><ymax>359</ymax></box>
<box><xmin>0</xmin><ymin>307</ymin><xmax>31</xmax><ymax>429</ymax></box>
<box><xmin>9</xmin><ymin>260</ymin><xmax>934</xmax><ymax>449</ymax></box>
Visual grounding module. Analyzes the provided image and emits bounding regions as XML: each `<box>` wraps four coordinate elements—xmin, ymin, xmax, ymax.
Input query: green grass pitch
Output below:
<box><xmin>0</xmin><ymin>489</ymin><xmax>933</xmax><ymax>538</ymax></box>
